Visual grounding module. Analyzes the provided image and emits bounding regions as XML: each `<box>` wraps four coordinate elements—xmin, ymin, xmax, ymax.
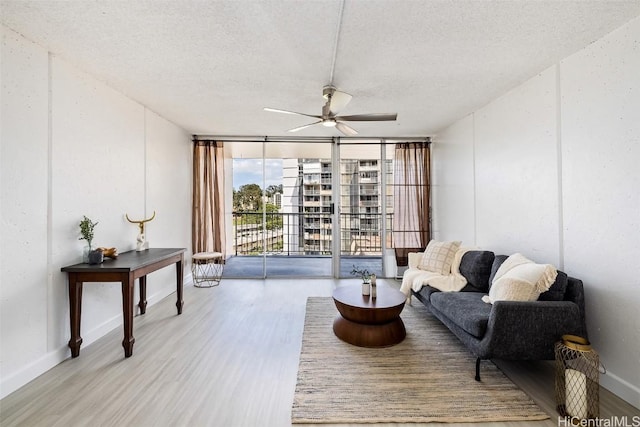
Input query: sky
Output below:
<box><xmin>233</xmin><ymin>159</ymin><xmax>283</xmax><ymax>190</ymax></box>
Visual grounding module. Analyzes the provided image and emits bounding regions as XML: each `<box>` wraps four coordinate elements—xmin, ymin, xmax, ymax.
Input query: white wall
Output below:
<box><xmin>559</xmin><ymin>17</ymin><xmax>640</xmax><ymax>408</ymax></box>
<box><xmin>432</xmin><ymin>16</ymin><xmax>640</xmax><ymax>408</ymax></box>
<box><xmin>0</xmin><ymin>25</ymin><xmax>192</xmax><ymax>398</ymax></box>
<box><xmin>430</xmin><ymin>115</ymin><xmax>476</xmax><ymax>244</ymax></box>
<box><xmin>0</xmin><ymin>24</ymin><xmax>50</xmax><ymax>384</ymax></box>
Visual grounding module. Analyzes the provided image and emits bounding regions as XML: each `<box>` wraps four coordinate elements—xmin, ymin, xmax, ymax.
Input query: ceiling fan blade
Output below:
<box><xmin>288</xmin><ymin>121</ymin><xmax>323</xmax><ymax>133</ymax></box>
<box><xmin>264</xmin><ymin>107</ymin><xmax>321</xmax><ymax>119</ymax></box>
<box><xmin>328</xmin><ymin>90</ymin><xmax>352</xmax><ymax>116</ymax></box>
<box><xmin>336</xmin><ymin>122</ymin><xmax>358</xmax><ymax>136</ymax></box>
<box><xmin>336</xmin><ymin>113</ymin><xmax>398</xmax><ymax>121</ymax></box>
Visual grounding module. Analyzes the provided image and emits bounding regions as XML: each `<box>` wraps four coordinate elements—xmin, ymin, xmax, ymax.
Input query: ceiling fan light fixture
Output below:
<box><xmin>322</xmin><ymin>119</ymin><xmax>337</xmax><ymax>127</ymax></box>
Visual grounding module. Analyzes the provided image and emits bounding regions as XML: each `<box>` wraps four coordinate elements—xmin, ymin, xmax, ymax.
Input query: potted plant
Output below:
<box><xmin>350</xmin><ymin>264</ymin><xmax>371</xmax><ymax>283</ymax></box>
<box><xmin>351</xmin><ymin>265</ymin><xmax>373</xmax><ymax>296</ymax></box>
<box><xmin>78</xmin><ymin>216</ymin><xmax>102</xmax><ymax>264</ymax></box>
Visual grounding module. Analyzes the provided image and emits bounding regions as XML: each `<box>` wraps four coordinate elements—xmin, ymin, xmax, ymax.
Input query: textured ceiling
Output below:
<box><xmin>2</xmin><ymin>0</ymin><xmax>639</xmax><ymax>137</ymax></box>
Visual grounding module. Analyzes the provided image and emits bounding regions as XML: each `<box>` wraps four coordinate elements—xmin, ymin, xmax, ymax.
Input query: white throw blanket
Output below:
<box><xmin>400</xmin><ymin>248</ymin><xmax>469</xmax><ymax>300</ymax></box>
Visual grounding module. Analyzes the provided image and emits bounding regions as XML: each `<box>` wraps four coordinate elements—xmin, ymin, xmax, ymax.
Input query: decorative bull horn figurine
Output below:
<box><xmin>126</xmin><ymin>211</ymin><xmax>156</xmax><ymax>251</ymax></box>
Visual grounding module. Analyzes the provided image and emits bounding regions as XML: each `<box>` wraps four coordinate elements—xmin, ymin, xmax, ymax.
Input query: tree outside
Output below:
<box><xmin>233</xmin><ymin>183</ymin><xmax>284</xmax><ymax>254</ymax></box>
<box><xmin>233</xmin><ymin>183</ymin><xmax>263</xmax><ymax>211</ymax></box>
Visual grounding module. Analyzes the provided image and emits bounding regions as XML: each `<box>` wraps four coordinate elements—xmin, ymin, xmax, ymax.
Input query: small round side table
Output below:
<box><xmin>332</xmin><ymin>285</ymin><xmax>406</xmax><ymax>347</ymax></box>
<box><xmin>192</xmin><ymin>252</ymin><xmax>223</xmax><ymax>287</ymax></box>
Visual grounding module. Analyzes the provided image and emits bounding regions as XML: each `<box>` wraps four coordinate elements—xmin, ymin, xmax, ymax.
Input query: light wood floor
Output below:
<box><xmin>1</xmin><ymin>279</ymin><xmax>638</xmax><ymax>427</ymax></box>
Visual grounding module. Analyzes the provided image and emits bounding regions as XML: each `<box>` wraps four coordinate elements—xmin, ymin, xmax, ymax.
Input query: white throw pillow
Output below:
<box><xmin>482</xmin><ymin>253</ymin><xmax>558</xmax><ymax>304</ymax></box>
<box><xmin>482</xmin><ymin>277</ymin><xmax>540</xmax><ymax>304</ymax></box>
<box><xmin>418</xmin><ymin>240</ymin><xmax>461</xmax><ymax>275</ymax></box>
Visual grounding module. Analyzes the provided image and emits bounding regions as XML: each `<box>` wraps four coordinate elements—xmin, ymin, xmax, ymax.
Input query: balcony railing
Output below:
<box><xmin>232</xmin><ymin>211</ymin><xmax>394</xmax><ymax>256</ymax></box>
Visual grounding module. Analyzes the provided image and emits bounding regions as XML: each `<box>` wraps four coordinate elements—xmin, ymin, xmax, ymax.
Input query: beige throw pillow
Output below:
<box><xmin>418</xmin><ymin>240</ymin><xmax>461</xmax><ymax>275</ymax></box>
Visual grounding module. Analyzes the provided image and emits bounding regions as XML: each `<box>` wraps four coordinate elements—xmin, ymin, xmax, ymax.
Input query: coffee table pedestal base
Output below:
<box><xmin>333</xmin><ymin>315</ymin><xmax>406</xmax><ymax>348</ymax></box>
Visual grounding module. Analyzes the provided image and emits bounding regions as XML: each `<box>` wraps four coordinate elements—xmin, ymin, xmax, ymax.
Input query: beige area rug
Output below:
<box><xmin>291</xmin><ymin>297</ymin><xmax>550</xmax><ymax>424</ymax></box>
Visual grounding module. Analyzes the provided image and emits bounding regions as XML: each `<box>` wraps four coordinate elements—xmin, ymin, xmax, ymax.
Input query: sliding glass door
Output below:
<box><xmin>337</xmin><ymin>143</ymin><xmax>393</xmax><ymax>278</ymax></box>
<box><xmin>225</xmin><ymin>141</ymin><xmax>334</xmax><ymax>278</ymax></box>
<box><xmin>265</xmin><ymin>142</ymin><xmax>333</xmax><ymax>277</ymax></box>
<box><xmin>223</xmin><ymin>139</ymin><xmax>407</xmax><ymax>279</ymax></box>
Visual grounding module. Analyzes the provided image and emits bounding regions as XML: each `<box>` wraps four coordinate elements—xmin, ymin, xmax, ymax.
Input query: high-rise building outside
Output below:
<box><xmin>281</xmin><ymin>157</ymin><xmax>386</xmax><ymax>256</ymax></box>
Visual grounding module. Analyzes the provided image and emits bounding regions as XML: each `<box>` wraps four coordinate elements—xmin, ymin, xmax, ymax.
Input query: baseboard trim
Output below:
<box><xmin>601</xmin><ymin>370</ymin><xmax>640</xmax><ymax>410</ymax></box>
<box><xmin>0</xmin><ymin>313</ymin><xmax>123</xmax><ymax>400</ymax></box>
<box><xmin>0</xmin><ymin>345</ymin><xmax>68</xmax><ymax>400</ymax></box>
<box><xmin>0</xmin><ymin>277</ymin><xmax>193</xmax><ymax>400</ymax></box>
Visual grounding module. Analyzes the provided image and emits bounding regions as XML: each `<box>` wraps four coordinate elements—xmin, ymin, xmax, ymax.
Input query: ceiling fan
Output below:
<box><xmin>264</xmin><ymin>86</ymin><xmax>397</xmax><ymax>136</ymax></box>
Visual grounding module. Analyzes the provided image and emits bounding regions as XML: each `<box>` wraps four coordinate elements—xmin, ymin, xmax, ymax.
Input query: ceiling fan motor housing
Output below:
<box><xmin>322</xmin><ymin>85</ymin><xmax>336</xmax><ymax>100</ymax></box>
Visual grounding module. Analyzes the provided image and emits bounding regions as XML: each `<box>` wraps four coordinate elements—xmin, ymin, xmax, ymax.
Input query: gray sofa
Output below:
<box><xmin>409</xmin><ymin>250</ymin><xmax>588</xmax><ymax>381</ymax></box>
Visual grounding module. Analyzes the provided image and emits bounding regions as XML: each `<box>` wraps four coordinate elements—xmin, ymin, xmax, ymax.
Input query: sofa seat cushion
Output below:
<box><xmin>430</xmin><ymin>292</ymin><xmax>491</xmax><ymax>338</ymax></box>
<box><xmin>415</xmin><ymin>285</ymin><xmax>440</xmax><ymax>302</ymax></box>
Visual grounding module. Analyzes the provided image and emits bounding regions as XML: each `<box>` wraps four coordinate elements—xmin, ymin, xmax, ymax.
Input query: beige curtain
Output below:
<box><xmin>192</xmin><ymin>140</ymin><xmax>225</xmax><ymax>257</ymax></box>
<box><xmin>392</xmin><ymin>142</ymin><xmax>431</xmax><ymax>266</ymax></box>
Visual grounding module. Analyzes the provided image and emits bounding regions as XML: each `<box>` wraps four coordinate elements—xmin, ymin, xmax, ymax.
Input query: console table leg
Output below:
<box><xmin>122</xmin><ymin>274</ymin><xmax>135</xmax><ymax>357</ymax></box>
<box><xmin>176</xmin><ymin>258</ymin><xmax>184</xmax><ymax>315</ymax></box>
<box><xmin>138</xmin><ymin>275</ymin><xmax>147</xmax><ymax>315</ymax></box>
<box><xmin>68</xmin><ymin>274</ymin><xmax>83</xmax><ymax>358</ymax></box>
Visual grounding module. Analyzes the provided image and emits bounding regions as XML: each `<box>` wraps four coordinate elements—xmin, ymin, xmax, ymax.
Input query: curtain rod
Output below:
<box><xmin>192</xmin><ymin>135</ymin><xmax>431</xmax><ymax>143</ymax></box>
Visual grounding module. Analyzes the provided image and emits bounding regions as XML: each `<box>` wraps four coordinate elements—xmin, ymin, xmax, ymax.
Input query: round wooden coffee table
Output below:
<box><xmin>332</xmin><ymin>285</ymin><xmax>406</xmax><ymax>348</ymax></box>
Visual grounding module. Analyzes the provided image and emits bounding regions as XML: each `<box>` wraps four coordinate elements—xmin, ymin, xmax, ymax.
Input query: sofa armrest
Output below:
<box><xmin>482</xmin><ymin>300</ymin><xmax>583</xmax><ymax>360</ymax></box>
<box><xmin>408</xmin><ymin>252</ymin><xmax>424</xmax><ymax>269</ymax></box>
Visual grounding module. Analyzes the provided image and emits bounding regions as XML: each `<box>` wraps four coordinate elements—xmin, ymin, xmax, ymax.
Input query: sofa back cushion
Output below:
<box><xmin>488</xmin><ymin>254</ymin><xmax>509</xmax><ymax>285</ymax></box>
<box><xmin>538</xmin><ymin>270</ymin><xmax>569</xmax><ymax>301</ymax></box>
<box><xmin>458</xmin><ymin>251</ymin><xmax>495</xmax><ymax>293</ymax></box>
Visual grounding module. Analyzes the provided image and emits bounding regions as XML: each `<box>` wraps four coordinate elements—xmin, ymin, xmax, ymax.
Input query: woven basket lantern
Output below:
<box><xmin>555</xmin><ymin>335</ymin><xmax>600</xmax><ymax>420</ymax></box>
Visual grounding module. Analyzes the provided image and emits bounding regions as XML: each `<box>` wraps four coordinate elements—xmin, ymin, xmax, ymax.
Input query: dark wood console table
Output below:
<box><xmin>61</xmin><ymin>248</ymin><xmax>186</xmax><ymax>358</ymax></box>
